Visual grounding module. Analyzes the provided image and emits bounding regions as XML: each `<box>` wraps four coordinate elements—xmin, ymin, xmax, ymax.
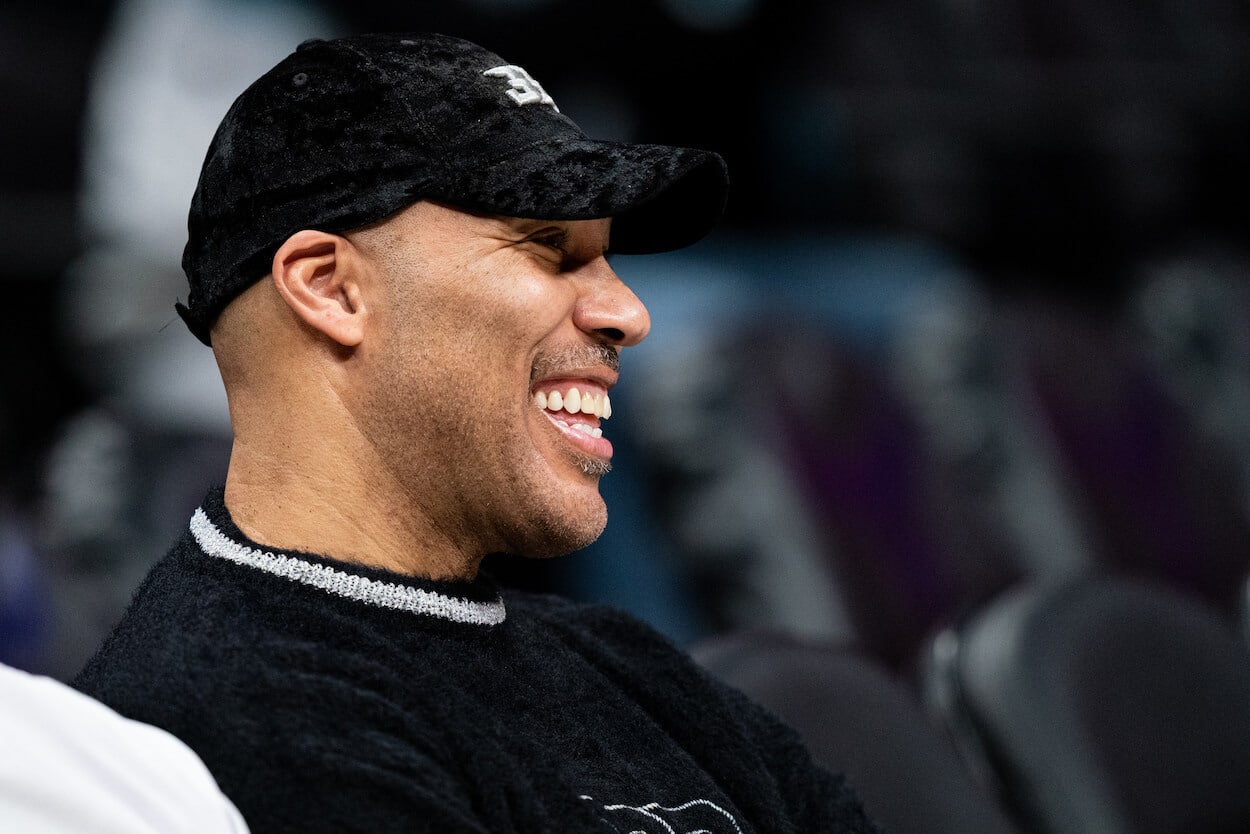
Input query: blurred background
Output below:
<box><xmin>2</xmin><ymin>0</ymin><xmax>1249</xmax><ymax>683</ymax></box>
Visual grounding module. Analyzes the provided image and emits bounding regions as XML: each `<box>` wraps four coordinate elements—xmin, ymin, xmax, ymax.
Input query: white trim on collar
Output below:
<box><xmin>189</xmin><ymin>508</ymin><xmax>506</xmax><ymax>626</ymax></box>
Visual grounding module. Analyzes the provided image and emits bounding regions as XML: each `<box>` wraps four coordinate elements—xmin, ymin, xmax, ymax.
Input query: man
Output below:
<box><xmin>74</xmin><ymin>32</ymin><xmax>878</xmax><ymax>833</ymax></box>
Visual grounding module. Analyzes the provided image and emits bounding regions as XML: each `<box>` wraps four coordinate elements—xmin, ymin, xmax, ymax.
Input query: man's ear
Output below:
<box><xmin>270</xmin><ymin>230</ymin><xmax>367</xmax><ymax>347</ymax></box>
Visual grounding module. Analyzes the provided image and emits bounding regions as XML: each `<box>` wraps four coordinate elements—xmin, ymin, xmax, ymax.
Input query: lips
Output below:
<box><xmin>532</xmin><ymin>382</ymin><xmax>613</xmax><ymax>458</ymax></box>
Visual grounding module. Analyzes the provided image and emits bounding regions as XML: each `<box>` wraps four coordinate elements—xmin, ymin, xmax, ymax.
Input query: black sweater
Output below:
<box><xmin>74</xmin><ymin>489</ymin><xmax>878</xmax><ymax>833</ymax></box>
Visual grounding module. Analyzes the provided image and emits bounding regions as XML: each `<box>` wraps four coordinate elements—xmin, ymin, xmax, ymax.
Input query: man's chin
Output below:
<box><xmin>517</xmin><ymin>497</ymin><xmax>609</xmax><ymax>560</ymax></box>
<box><xmin>541</xmin><ymin>524</ymin><xmax>607</xmax><ymax>559</ymax></box>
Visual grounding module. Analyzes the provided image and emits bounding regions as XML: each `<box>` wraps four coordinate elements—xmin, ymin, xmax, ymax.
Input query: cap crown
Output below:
<box><xmin>179</xmin><ymin>32</ymin><xmax>728</xmax><ymax>344</ymax></box>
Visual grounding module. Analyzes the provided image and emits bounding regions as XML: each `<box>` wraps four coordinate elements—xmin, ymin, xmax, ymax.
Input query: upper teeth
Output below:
<box><xmin>534</xmin><ymin>387</ymin><xmax>611</xmax><ymax>420</ymax></box>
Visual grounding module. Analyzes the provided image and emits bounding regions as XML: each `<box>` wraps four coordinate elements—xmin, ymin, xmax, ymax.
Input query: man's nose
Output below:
<box><xmin>571</xmin><ymin>258</ymin><xmax>651</xmax><ymax>347</ymax></box>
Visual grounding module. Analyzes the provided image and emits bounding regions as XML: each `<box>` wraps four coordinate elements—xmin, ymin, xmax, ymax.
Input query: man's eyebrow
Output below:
<box><xmin>500</xmin><ymin>217</ymin><xmax>566</xmax><ymax>235</ymax></box>
<box><xmin>493</xmin><ymin>216</ymin><xmax>611</xmax><ymax>254</ymax></box>
<box><xmin>470</xmin><ymin>215</ymin><xmax>555</xmax><ymax>241</ymax></box>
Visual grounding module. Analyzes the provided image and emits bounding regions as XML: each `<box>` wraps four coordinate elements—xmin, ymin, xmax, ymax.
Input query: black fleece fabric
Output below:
<box><xmin>74</xmin><ymin>489</ymin><xmax>879</xmax><ymax>833</ymax></box>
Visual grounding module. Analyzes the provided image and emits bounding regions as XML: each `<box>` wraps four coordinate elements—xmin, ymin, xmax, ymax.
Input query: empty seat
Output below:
<box><xmin>691</xmin><ymin>631</ymin><xmax>1022</xmax><ymax>834</ymax></box>
<box><xmin>923</xmin><ymin>574</ymin><xmax>1250</xmax><ymax>834</ymax></box>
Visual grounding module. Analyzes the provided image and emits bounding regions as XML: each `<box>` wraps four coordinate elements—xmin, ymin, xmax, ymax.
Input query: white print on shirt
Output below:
<box><xmin>482</xmin><ymin>65</ymin><xmax>559</xmax><ymax>111</ymax></box>
<box><xmin>580</xmin><ymin>795</ymin><xmax>744</xmax><ymax>834</ymax></box>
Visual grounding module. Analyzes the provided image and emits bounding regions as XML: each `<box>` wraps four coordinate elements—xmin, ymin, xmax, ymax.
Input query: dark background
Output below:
<box><xmin>3</xmin><ymin>0</ymin><xmax>1250</xmax><ymax>678</ymax></box>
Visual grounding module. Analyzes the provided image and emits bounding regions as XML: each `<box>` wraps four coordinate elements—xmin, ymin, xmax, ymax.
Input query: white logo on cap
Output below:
<box><xmin>483</xmin><ymin>65</ymin><xmax>559</xmax><ymax>112</ymax></box>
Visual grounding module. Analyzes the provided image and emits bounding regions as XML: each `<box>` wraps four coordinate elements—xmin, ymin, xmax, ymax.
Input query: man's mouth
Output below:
<box><xmin>532</xmin><ymin>385</ymin><xmax>612</xmax><ymax>439</ymax></box>
<box><xmin>528</xmin><ymin>343</ymin><xmax>619</xmax><ymax>464</ymax></box>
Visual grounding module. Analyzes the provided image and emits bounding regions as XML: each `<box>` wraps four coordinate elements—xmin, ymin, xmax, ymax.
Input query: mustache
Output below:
<box><xmin>530</xmin><ymin>343</ymin><xmax>620</xmax><ymax>382</ymax></box>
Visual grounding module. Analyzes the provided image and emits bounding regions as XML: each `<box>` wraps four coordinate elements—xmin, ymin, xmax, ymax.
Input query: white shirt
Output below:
<box><xmin>0</xmin><ymin>662</ymin><xmax>249</xmax><ymax>833</ymax></box>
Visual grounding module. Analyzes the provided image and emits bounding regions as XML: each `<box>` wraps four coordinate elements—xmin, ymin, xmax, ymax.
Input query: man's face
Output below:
<box><xmin>350</xmin><ymin>201</ymin><xmax>650</xmax><ymax>560</ymax></box>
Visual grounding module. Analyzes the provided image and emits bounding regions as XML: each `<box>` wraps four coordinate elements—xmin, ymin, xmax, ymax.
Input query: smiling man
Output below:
<box><xmin>72</xmin><ymin>32</ymin><xmax>879</xmax><ymax>833</ymax></box>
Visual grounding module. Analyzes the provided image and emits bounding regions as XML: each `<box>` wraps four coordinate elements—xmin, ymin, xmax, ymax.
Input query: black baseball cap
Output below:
<box><xmin>177</xmin><ymin>32</ymin><xmax>730</xmax><ymax>345</ymax></box>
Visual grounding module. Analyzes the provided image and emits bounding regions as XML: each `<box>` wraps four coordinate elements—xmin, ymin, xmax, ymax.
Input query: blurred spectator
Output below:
<box><xmin>37</xmin><ymin>0</ymin><xmax>336</xmax><ymax>679</ymax></box>
<box><xmin>0</xmin><ymin>0</ymin><xmax>112</xmax><ymax>676</ymax></box>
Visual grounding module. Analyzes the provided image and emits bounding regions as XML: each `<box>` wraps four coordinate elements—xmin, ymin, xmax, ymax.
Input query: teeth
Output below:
<box><xmin>571</xmin><ymin>423</ymin><xmax>603</xmax><ymax>438</ymax></box>
<box><xmin>532</xmin><ymin>387</ymin><xmax>612</xmax><ymax>420</ymax></box>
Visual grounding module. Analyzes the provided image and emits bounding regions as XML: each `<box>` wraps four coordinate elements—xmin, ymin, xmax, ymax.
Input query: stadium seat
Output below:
<box><xmin>691</xmin><ymin>631</ymin><xmax>1022</xmax><ymax>834</ymax></box>
<box><xmin>922</xmin><ymin>574</ymin><xmax>1250</xmax><ymax>834</ymax></box>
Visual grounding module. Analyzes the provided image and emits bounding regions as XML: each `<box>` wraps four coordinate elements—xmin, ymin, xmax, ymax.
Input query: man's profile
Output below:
<box><xmin>73</xmin><ymin>32</ymin><xmax>879</xmax><ymax>833</ymax></box>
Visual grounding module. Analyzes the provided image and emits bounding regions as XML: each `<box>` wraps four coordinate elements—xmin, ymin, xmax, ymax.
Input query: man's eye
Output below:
<box><xmin>532</xmin><ymin>233</ymin><xmax>568</xmax><ymax>254</ymax></box>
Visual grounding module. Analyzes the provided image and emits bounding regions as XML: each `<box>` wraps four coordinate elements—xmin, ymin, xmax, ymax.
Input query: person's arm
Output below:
<box><xmin>0</xmin><ymin>663</ymin><xmax>249</xmax><ymax>834</ymax></box>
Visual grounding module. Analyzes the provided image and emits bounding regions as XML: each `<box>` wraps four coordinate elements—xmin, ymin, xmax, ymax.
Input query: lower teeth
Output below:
<box><xmin>571</xmin><ymin>424</ymin><xmax>603</xmax><ymax>439</ymax></box>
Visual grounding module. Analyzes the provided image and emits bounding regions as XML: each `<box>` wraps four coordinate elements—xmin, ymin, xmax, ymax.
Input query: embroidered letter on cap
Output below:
<box><xmin>483</xmin><ymin>65</ymin><xmax>559</xmax><ymax>112</ymax></box>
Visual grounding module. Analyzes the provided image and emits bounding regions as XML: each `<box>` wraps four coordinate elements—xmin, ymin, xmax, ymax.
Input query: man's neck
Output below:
<box><xmin>222</xmin><ymin>446</ymin><xmax>483</xmax><ymax>582</ymax></box>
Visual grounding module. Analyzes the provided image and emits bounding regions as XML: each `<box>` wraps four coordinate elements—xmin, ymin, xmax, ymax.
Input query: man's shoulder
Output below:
<box><xmin>72</xmin><ymin>528</ymin><xmax>335</xmax><ymax>723</ymax></box>
<box><xmin>77</xmin><ymin>530</ymin><xmax>256</xmax><ymax>658</ymax></box>
<box><xmin>506</xmin><ymin>589</ymin><xmax>682</xmax><ymax>654</ymax></box>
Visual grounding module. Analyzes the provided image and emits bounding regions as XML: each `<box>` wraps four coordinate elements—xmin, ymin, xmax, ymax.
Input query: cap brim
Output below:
<box><xmin>430</xmin><ymin>139</ymin><xmax>729</xmax><ymax>254</ymax></box>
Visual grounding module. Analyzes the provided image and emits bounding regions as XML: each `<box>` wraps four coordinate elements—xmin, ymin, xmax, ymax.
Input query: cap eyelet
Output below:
<box><xmin>292</xmin><ymin>72</ymin><xmax>309</xmax><ymax>87</ymax></box>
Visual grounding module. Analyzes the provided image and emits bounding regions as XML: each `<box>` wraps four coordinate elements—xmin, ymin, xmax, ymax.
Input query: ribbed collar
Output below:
<box><xmin>189</xmin><ymin>489</ymin><xmax>506</xmax><ymax>626</ymax></box>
